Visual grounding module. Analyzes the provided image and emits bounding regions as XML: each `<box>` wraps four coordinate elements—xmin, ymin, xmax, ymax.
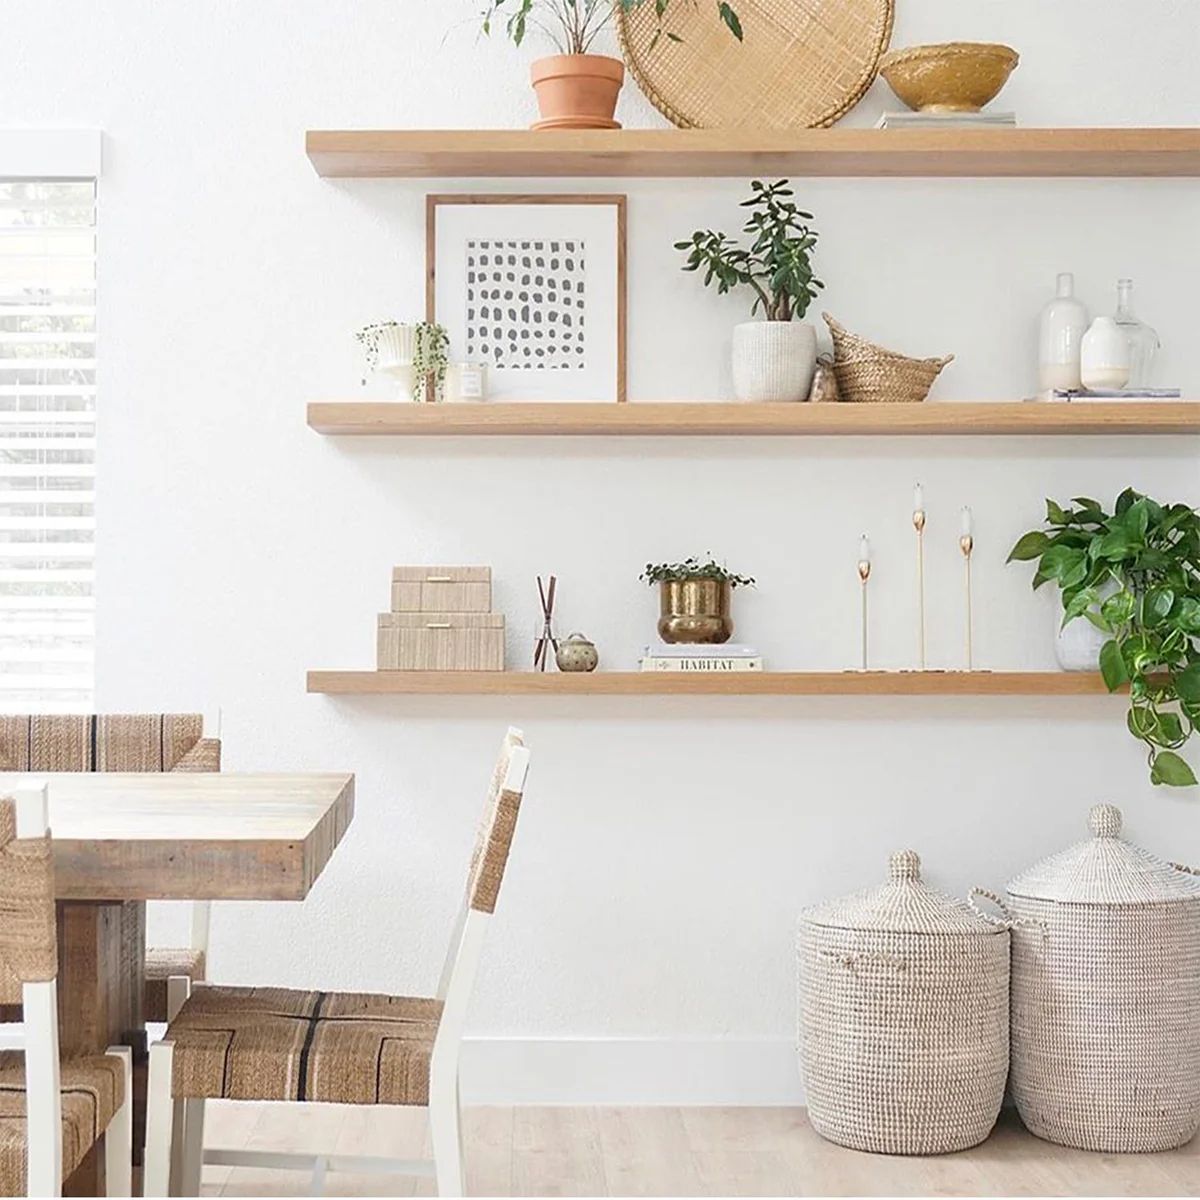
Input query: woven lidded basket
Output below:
<box><xmin>823</xmin><ymin>313</ymin><xmax>953</xmax><ymax>403</ymax></box>
<box><xmin>1007</xmin><ymin>804</ymin><xmax>1200</xmax><ymax>1153</ymax></box>
<box><xmin>797</xmin><ymin>850</ymin><xmax>1009</xmax><ymax>1155</ymax></box>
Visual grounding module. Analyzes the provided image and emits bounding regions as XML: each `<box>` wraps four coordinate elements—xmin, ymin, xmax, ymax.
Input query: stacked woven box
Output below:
<box><xmin>377</xmin><ymin>566</ymin><xmax>505</xmax><ymax>671</ymax></box>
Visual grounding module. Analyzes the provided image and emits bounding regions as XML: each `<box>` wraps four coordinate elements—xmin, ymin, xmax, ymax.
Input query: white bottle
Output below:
<box><xmin>1080</xmin><ymin>316</ymin><xmax>1131</xmax><ymax>390</ymax></box>
<box><xmin>1037</xmin><ymin>272</ymin><xmax>1089</xmax><ymax>395</ymax></box>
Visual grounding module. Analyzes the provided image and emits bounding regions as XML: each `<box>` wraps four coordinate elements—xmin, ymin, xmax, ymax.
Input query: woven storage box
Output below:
<box><xmin>391</xmin><ymin>566</ymin><xmax>491</xmax><ymax>613</ymax></box>
<box><xmin>798</xmin><ymin>850</ymin><xmax>1009</xmax><ymax>1155</ymax></box>
<box><xmin>1006</xmin><ymin>804</ymin><xmax>1200</xmax><ymax>1153</ymax></box>
<box><xmin>823</xmin><ymin>313</ymin><xmax>953</xmax><ymax>404</ymax></box>
<box><xmin>377</xmin><ymin>612</ymin><xmax>505</xmax><ymax>671</ymax></box>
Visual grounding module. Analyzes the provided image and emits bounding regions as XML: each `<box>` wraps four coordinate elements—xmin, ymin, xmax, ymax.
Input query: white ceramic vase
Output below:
<box><xmin>375</xmin><ymin>323</ymin><xmax>415</xmax><ymax>373</ymax></box>
<box><xmin>1080</xmin><ymin>316</ymin><xmax>1131</xmax><ymax>390</ymax></box>
<box><xmin>1053</xmin><ymin>582</ymin><xmax>1116</xmax><ymax>671</ymax></box>
<box><xmin>1037</xmin><ymin>272</ymin><xmax>1088</xmax><ymax>394</ymax></box>
<box><xmin>731</xmin><ymin>321</ymin><xmax>816</xmax><ymax>403</ymax></box>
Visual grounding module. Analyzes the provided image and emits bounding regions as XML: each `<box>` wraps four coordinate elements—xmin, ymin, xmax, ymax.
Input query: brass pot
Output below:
<box><xmin>658</xmin><ymin>579</ymin><xmax>733</xmax><ymax>644</ymax></box>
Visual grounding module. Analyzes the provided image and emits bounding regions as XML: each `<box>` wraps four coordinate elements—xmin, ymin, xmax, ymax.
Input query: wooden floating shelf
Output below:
<box><xmin>307</xmin><ymin>670</ymin><xmax>1115</xmax><ymax>697</ymax></box>
<box><xmin>307</xmin><ymin>401</ymin><xmax>1200</xmax><ymax>437</ymax></box>
<box><xmin>305</xmin><ymin>128</ymin><xmax>1200</xmax><ymax>179</ymax></box>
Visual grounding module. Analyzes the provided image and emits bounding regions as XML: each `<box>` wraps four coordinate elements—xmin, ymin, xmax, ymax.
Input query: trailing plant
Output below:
<box><xmin>1008</xmin><ymin>488</ymin><xmax>1200</xmax><ymax>787</ymax></box>
<box><xmin>354</xmin><ymin>321</ymin><xmax>402</xmax><ymax>377</ymax></box>
<box><xmin>412</xmin><ymin>321</ymin><xmax>450</xmax><ymax>402</ymax></box>
<box><xmin>640</xmin><ymin>554</ymin><xmax>755</xmax><ymax>588</ymax></box>
<box><xmin>675</xmin><ymin>179</ymin><xmax>823</xmax><ymax>321</ymax></box>
<box><xmin>480</xmin><ymin>0</ymin><xmax>742</xmax><ymax>55</ymax></box>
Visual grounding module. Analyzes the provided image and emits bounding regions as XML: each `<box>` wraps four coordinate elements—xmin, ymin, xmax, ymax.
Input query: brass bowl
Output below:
<box><xmin>657</xmin><ymin>579</ymin><xmax>733</xmax><ymax>645</ymax></box>
<box><xmin>878</xmin><ymin>42</ymin><xmax>1019</xmax><ymax>114</ymax></box>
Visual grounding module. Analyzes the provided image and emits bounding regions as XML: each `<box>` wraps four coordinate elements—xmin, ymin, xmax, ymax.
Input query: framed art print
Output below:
<box><xmin>427</xmin><ymin>194</ymin><xmax>627</xmax><ymax>402</ymax></box>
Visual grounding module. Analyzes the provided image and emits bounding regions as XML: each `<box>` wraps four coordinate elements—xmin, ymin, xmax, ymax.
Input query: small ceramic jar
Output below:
<box><xmin>555</xmin><ymin>632</ymin><xmax>599</xmax><ymax>672</ymax></box>
<box><xmin>1080</xmin><ymin>316</ymin><xmax>1131</xmax><ymax>390</ymax></box>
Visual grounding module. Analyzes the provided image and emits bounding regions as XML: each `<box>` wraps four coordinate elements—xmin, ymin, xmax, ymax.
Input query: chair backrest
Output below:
<box><xmin>0</xmin><ymin>783</ymin><xmax>63</xmax><ymax>1196</ymax></box>
<box><xmin>0</xmin><ymin>714</ymin><xmax>220</xmax><ymax>774</ymax></box>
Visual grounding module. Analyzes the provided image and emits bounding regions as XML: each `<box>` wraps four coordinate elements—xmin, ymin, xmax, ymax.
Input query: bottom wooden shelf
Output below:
<box><xmin>307</xmin><ymin>670</ymin><xmax>1113</xmax><ymax>696</ymax></box>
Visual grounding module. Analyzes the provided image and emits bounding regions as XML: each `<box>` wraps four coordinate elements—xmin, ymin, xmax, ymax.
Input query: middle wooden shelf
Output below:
<box><xmin>307</xmin><ymin>401</ymin><xmax>1200</xmax><ymax>437</ymax></box>
<box><xmin>307</xmin><ymin>670</ymin><xmax>1114</xmax><ymax>696</ymax></box>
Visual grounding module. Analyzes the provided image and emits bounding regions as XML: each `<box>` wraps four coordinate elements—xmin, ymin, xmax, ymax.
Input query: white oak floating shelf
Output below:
<box><xmin>307</xmin><ymin>401</ymin><xmax>1200</xmax><ymax>437</ymax></box>
<box><xmin>307</xmin><ymin>671</ymin><xmax>1115</xmax><ymax>697</ymax></box>
<box><xmin>305</xmin><ymin>128</ymin><xmax>1200</xmax><ymax>179</ymax></box>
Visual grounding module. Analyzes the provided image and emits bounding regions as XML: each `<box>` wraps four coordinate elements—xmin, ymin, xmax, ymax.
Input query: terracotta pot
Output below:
<box><xmin>530</xmin><ymin>54</ymin><xmax>624</xmax><ymax>131</ymax></box>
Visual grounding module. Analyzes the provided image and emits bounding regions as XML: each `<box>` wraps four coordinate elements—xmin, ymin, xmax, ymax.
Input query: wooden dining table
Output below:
<box><xmin>0</xmin><ymin>771</ymin><xmax>355</xmax><ymax>1195</ymax></box>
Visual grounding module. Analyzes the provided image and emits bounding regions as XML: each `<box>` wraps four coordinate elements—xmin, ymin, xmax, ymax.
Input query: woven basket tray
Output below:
<box><xmin>617</xmin><ymin>0</ymin><xmax>894</xmax><ymax>130</ymax></box>
<box><xmin>823</xmin><ymin>313</ymin><xmax>953</xmax><ymax>404</ymax></box>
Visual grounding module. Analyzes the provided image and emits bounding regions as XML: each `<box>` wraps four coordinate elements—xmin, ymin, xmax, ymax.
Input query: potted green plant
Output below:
<box><xmin>640</xmin><ymin>554</ymin><xmax>755</xmax><ymax>644</ymax></box>
<box><xmin>675</xmin><ymin>179</ymin><xmax>824</xmax><ymax>402</ymax></box>
<box><xmin>1009</xmin><ymin>488</ymin><xmax>1200</xmax><ymax>786</ymax></box>
<box><xmin>480</xmin><ymin>1</ymin><xmax>742</xmax><ymax>130</ymax></box>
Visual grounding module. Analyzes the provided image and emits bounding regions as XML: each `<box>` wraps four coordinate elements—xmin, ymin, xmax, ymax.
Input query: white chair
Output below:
<box><xmin>0</xmin><ymin>782</ymin><xmax>133</xmax><ymax>1197</ymax></box>
<box><xmin>143</xmin><ymin>728</ymin><xmax>532</xmax><ymax>1198</ymax></box>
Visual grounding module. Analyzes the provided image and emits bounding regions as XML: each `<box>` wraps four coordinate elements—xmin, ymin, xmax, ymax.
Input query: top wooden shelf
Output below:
<box><xmin>305</xmin><ymin>128</ymin><xmax>1200</xmax><ymax>179</ymax></box>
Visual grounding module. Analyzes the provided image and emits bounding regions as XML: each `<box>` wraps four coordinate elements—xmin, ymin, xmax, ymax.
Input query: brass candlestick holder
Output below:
<box><xmin>961</xmin><ymin>518</ymin><xmax>974</xmax><ymax>670</ymax></box>
<box><xmin>857</xmin><ymin>534</ymin><xmax>871</xmax><ymax>671</ymax></box>
<box><xmin>912</xmin><ymin>492</ymin><xmax>927</xmax><ymax>670</ymax></box>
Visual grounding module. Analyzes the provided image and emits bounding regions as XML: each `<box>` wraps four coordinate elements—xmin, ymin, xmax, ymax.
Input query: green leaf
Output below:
<box><xmin>1176</xmin><ymin>596</ymin><xmax>1200</xmax><ymax>633</ymax></box>
<box><xmin>1101</xmin><ymin>589</ymin><xmax>1136</xmax><ymax>626</ymax></box>
<box><xmin>1115</xmin><ymin>486</ymin><xmax>1139</xmax><ymax>516</ymax></box>
<box><xmin>1094</xmin><ymin>528</ymin><xmax>1135</xmax><ymax>560</ymax></box>
<box><xmin>1099</xmin><ymin>639</ymin><xmax>1129</xmax><ymax>691</ymax></box>
<box><xmin>1150</xmin><ymin>751</ymin><xmax>1198</xmax><ymax>787</ymax></box>
<box><xmin>1061</xmin><ymin>587</ymin><xmax>1098</xmax><ymax>627</ymax></box>
<box><xmin>1176</xmin><ymin>662</ymin><xmax>1200</xmax><ymax>704</ymax></box>
<box><xmin>1145</xmin><ymin>586</ymin><xmax>1176</xmax><ymax>625</ymax></box>
<box><xmin>1046</xmin><ymin>498</ymin><xmax>1068</xmax><ymax>525</ymax></box>
<box><xmin>717</xmin><ymin>2</ymin><xmax>743</xmax><ymax>40</ymax></box>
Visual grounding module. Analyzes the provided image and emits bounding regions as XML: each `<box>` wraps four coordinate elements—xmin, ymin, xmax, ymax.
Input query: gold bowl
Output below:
<box><xmin>878</xmin><ymin>42</ymin><xmax>1019</xmax><ymax>114</ymax></box>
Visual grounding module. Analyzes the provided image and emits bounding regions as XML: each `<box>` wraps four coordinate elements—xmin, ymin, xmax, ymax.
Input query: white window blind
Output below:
<box><xmin>0</xmin><ymin>179</ymin><xmax>96</xmax><ymax>712</ymax></box>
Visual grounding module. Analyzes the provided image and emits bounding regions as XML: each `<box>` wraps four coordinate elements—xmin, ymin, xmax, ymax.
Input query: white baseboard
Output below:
<box><xmin>460</xmin><ymin>1037</ymin><xmax>803</xmax><ymax>1106</ymax></box>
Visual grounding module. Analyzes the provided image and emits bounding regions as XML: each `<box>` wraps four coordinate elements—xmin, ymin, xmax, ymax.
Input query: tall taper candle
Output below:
<box><xmin>857</xmin><ymin>533</ymin><xmax>871</xmax><ymax>670</ymax></box>
<box><xmin>960</xmin><ymin>506</ymin><xmax>974</xmax><ymax>670</ymax></box>
<box><xmin>912</xmin><ymin>484</ymin><xmax>927</xmax><ymax>669</ymax></box>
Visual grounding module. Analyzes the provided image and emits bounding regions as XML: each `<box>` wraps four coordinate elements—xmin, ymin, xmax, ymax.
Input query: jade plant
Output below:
<box><xmin>674</xmin><ymin>180</ymin><xmax>823</xmax><ymax>321</ymax></box>
<box><xmin>480</xmin><ymin>1</ymin><xmax>743</xmax><ymax>53</ymax></box>
<box><xmin>640</xmin><ymin>555</ymin><xmax>755</xmax><ymax>588</ymax></box>
<box><xmin>1009</xmin><ymin>488</ymin><xmax>1200</xmax><ymax>786</ymax></box>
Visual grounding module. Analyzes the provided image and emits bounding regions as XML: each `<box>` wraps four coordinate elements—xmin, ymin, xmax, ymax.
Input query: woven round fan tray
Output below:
<box><xmin>617</xmin><ymin>0</ymin><xmax>894</xmax><ymax>129</ymax></box>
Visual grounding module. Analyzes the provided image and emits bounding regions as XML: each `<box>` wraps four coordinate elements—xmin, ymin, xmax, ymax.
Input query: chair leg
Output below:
<box><xmin>103</xmin><ymin>1046</ymin><xmax>132</xmax><ymax>1197</ymax></box>
<box><xmin>180</xmin><ymin>1099</ymin><xmax>205</xmax><ymax>1196</ymax></box>
<box><xmin>429</xmin><ymin>1061</ymin><xmax>464</xmax><ymax>1197</ymax></box>
<box><xmin>165</xmin><ymin>975</ymin><xmax>191</xmax><ymax>1024</ymax></box>
<box><xmin>143</xmin><ymin>1041</ymin><xmax>176</xmax><ymax>1198</ymax></box>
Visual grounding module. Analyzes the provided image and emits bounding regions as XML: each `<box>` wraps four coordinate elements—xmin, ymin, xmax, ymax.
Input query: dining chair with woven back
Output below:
<box><xmin>0</xmin><ymin>714</ymin><xmax>222</xmax><ymax>1026</ymax></box>
<box><xmin>143</xmin><ymin>726</ymin><xmax>533</xmax><ymax>1198</ymax></box>
<box><xmin>0</xmin><ymin>782</ymin><xmax>133</xmax><ymax>1197</ymax></box>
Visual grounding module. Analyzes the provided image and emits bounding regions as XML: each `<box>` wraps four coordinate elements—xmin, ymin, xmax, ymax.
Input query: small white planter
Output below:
<box><xmin>731</xmin><ymin>321</ymin><xmax>816</xmax><ymax>403</ymax></box>
<box><xmin>1054</xmin><ymin>585</ymin><xmax>1115</xmax><ymax>671</ymax></box>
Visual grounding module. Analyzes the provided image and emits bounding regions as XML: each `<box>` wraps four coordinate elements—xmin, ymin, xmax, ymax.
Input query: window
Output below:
<box><xmin>0</xmin><ymin>177</ymin><xmax>97</xmax><ymax>712</ymax></box>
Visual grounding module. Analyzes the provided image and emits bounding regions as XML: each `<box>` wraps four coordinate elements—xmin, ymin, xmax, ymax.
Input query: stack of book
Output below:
<box><xmin>640</xmin><ymin>644</ymin><xmax>763</xmax><ymax>672</ymax></box>
<box><xmin>876</xmin><ymin>111</ymin><xmax>1017</xmax><ymax>129</ymax></box>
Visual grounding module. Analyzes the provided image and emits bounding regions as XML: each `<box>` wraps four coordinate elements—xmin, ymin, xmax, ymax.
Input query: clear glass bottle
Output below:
<box><xmin>1112</xmin><ymin>278</ymin><xmax>1160</xmax><ymax>388</ymax></box>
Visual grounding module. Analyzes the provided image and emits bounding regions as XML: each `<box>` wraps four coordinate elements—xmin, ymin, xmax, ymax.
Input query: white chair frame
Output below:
<box><xmin>6</xmin><ymin>783</ymin><xmax>133</xmax><ymax>1198</ymax></box>
<box><xmin>143</xmin><ymin>731</ymin><xmax>531</xmax><ymax>1198</ymax></box>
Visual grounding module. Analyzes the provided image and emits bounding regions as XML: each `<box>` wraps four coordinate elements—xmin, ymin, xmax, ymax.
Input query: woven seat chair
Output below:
<box><xmin>143</xmin><ymin>727</ymin><xmax>532</xmax><ymax>1198</ymax></box>
<box><xmin>0</xmin><ymin>715</ymin><xmax>221</xmax><ymax>1025</ymax></box>
<box><xmin>0</xmin><ymin>784</ymin><xmax>133</xmax><ymax>1197</ymax></box>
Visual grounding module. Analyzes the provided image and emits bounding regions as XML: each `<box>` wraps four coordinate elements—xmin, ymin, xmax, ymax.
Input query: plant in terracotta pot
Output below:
<box><xmin>480</xmin><ymin>0</ymin><xmax>742</xmax><ymax>130</ymax></box>
<box><xmin>640</xmin><ymin>554</ymin><xmax>755</xmax><ymax>644</ymax></box>
<box><xmin>1009</xmin><ymin>488</ymin><xmax>1200</xmax><ymax>786</ymax></box>
<box><xmin>675</xmin><ymin>179</ymin><xmax>824</xmax><ymax>402</ymax></box>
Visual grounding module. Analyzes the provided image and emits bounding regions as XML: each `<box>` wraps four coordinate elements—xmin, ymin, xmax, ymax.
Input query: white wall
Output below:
<box><xmin>5</xmin><ymin>0</ymin><xmax>1200</xmax><ymax>1101</ymax></box>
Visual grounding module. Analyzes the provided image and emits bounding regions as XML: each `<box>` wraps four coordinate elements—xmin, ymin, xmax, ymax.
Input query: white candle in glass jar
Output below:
<box><xmin>444</xmin><ymin>362</ymin><xmax>488</xmax><ymax>403</ymax></box>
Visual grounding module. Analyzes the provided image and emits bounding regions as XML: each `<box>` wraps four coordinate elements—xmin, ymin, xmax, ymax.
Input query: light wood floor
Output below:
<box><xmin>197</xmin><ymin>1102</ymin><xmax>1199</xmax><ymax>1197</ymax></box>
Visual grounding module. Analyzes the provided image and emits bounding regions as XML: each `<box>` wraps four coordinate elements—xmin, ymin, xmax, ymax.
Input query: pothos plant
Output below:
<box><xmin>640</xmin><ymin>555</ymin><xmax>755</xmax><ymax>588</ymax></box>
<box><xmin>1008</xmin><ymin>488</ymin><xmax>1200</xmax><ymax>787</ymax></box>
<box><xmin>481</xmin><ymin>0</ymin><xmax>743</xmax><ymax>53</ymax></box>
<box><xmin>675</xmin><ymin>180</ymin><xmax>823</xmax><ymax>321</ymax></box>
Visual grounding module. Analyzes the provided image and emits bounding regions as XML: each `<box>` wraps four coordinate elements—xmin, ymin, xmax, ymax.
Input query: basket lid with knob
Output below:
<box><xmin>1006</xmin><ymin>803</ymin><xmax>1200</xmax><ymax>905</ymax></box>
<box><xmin>800</xmin><ymin>849</ymin><xmax>1006</xmax><ymax>937</ymax></box>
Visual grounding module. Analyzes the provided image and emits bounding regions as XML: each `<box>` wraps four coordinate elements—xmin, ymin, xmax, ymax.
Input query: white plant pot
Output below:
<box><xmin>375</xmin><ymin>323</ymin><xmax>415</xmax><ymax>372</ymax></box>
<box><xmin>1054</xmin><ymin>594</ymin><xmax>1112</xmax><ymax>672</ymax></box>
<box><xmin>731</xmin><ymin>321</ymin><xmax>816</xmax><ymax>403</ymax></box>
<box><xmin>380</xmin><ymin>361</ymin><xmax>418</xmax><ymax>400</ymax></box>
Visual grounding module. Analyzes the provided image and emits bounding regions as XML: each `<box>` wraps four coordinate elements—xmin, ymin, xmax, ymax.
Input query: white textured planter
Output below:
<box><xmin>731</xmin><ymin>321</ymin><xmax>816</xmax><ymax>403</ymax></box>
<box><xmin>1054</xmin><ymin>586</ymin><xmax>1115</xmax><ymax>671</ymax></box>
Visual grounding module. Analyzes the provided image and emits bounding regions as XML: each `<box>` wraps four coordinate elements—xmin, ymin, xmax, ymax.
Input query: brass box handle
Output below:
<box><xmin>425</xmin><ymin>575</ymin><xmax>452</xmax><ymax>583</ymax></box>
<box><xmin>426</xmin><ymin>622</ymin><xmax>452</xmax><ymax>629</ymax></box>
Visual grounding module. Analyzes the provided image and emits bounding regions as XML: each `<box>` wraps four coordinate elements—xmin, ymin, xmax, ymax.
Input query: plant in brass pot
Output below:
<box><xmin>480</xmin><ymin>1</ymin><xmax>742</xmax><ymax>130</ymax></box>
<box><xmin>1009</xmin><ymin>489</ymin><xmax>1200</xmax><ymax>786</ymax></box>
<box><xmin>641</xmin><ymin>555</ymin><xmax>755</xmax><ymax>644</ymax></box>
<box><xmin>675</xmin><ymin>179</ymin><xmax>824</xmax><ymax>403</ymax></box>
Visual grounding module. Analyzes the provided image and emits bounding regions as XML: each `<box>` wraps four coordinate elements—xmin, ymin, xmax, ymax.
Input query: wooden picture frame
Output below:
<box><xmin>426</xmin><ymin>194</ymin><xmax>627</xmax><ymax>403</ymax></box>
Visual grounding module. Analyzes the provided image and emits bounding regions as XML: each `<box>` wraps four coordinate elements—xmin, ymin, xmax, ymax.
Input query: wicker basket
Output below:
<box><xmin>1006</xmin><ymin>804</ymin><xmax>1200</xmax><ymax>1153</ymax></box>
<box><xmin>797</xmin><ymin>850</ymin><xmax>1009</xmax><ymax>1155</ymax></box>
<box><xmin>823</xmin><ymin>313</ymin><xmax>953</xmax><ymax>404</ymax></box>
